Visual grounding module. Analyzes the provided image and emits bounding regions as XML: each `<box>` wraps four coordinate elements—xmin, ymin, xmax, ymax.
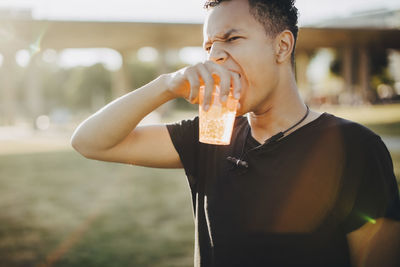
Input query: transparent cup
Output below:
<box><xmin>199</xmin><ymin>85</ymin><xmax>239</xmax><ymax>145</ymax></box>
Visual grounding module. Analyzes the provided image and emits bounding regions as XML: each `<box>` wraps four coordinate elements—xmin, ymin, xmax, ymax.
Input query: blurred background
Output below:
<box><xmin>0</xmin><ymin>0</ymin><xmax>399</xmax><ymax>266</ymax></box>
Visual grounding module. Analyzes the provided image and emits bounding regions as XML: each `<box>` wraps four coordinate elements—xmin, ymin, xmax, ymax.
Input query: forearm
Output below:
<box><xmin>71</xmin><ymin>74</ymin><xmax>175</xmax><ymax>154</ymax></box>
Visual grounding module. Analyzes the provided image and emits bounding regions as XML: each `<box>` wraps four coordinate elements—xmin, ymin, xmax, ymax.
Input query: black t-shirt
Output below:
<box><xmin>166</xmin><ymin>113</ymin><xmax>400</xmax><ymax>267</ymax></box>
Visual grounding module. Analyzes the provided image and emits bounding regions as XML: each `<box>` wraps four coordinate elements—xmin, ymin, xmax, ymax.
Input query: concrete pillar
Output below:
<box><xmin>111</xmin><ymin>50</ymin><xmax>132</xmax><ymax>99</ymax></box>
<box><xmin>358</xmin><ymin>47</ymin><xmax>371</xmax><ymax>102</ymax></box>
<box><xmin>339</xmin><ymin>45</ymin><xmax>364</xmax><ymax>105</ymax></box>
<box><xmin>342</xmin><ymin>45</ymin><xmax>354</xmax><ymax>94</ymax></box>
<box><xmin>389</xmin><ymin>49</ymin><xmax>400</xmax><ymax>95</ymax></box>
<box><xmin>0</xmin><ymin>49</ymin><xmax>18</xmax><ymax>125</ymax></box>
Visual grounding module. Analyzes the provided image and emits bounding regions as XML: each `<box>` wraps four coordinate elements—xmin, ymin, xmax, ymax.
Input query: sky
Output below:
<box><xmin>1</xmin><ymin>0</ymin><xmax>400</xmax><ymax>25</ymax></box>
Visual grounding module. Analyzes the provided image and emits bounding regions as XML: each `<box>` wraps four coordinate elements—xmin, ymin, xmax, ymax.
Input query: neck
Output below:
<box><xmin>248</xmin><ymin>77</ymin><xmax>308</xmax><ymax>143</ymax></box>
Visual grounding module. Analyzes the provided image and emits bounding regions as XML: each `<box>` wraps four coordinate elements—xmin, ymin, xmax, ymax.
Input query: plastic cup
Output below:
<box><xmin>199</xmin><ymin>85</ymin><xmax>239</xmax><ymax>145</ymax></box>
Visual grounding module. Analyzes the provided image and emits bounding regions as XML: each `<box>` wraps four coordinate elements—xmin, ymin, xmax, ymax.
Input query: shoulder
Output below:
<box><xmin>165</xmin><ymin>116</ymin><xmax>200</xmax><ymax>154</ymax></box>
<box><xmin>319</xmin><ymin>113</ymin><xmax>380</xmax><ymax>144</ymax></box>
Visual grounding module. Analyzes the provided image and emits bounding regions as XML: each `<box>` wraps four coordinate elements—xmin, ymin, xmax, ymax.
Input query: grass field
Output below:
<box><xmin>0</xmin><ymin>151</ymin><xmax>194</xmax><ymax>267</ymax></box>
<box><xmin>1</xmin><ymin>104</ymin><xmax>400</xmax><ymax>267</ymax></box>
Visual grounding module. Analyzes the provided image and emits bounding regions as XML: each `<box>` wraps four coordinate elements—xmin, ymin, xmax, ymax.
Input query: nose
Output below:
<box><xmin>208</xmin><ymin>44</ymin><xmax>228</xmax><ymax>63</ymax></box>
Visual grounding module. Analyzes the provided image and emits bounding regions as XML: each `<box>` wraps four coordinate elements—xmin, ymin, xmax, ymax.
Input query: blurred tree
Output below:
<box><xmin>64</xmin><ymin>63</ymin><xmax>112</xmax><ymax>111</ymax></box>
<box><xmin>127</xmin><ymin>60</ymin><xmax>158</xmax><ymax>89</ymax></box>
<box><xmin>15</xmin><ymin>56</ymin><xmax>198</xmax><ymax>120</ymax></box>
<box><xmin>40</xmin><ymin>62</ymin><xmax>70</xmax><ymax>113</ymax></box>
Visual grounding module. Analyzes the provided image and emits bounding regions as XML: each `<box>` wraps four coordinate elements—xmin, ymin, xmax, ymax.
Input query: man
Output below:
<box><xmin>71</xmin><ymin>0</ymin><xmax>400</xmax><ymax>266</ymax></box>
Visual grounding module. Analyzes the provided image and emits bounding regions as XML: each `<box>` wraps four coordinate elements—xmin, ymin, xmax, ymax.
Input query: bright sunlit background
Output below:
<box><xmin>1</xmin><ymin>0</ymin><xmax>400</xmax><ymax>79</ymax></box>
<box><xmin>1</xmin><ymin>0</ymin><xmax>400</xmax><ymax>85</ymax></box>
<box><xmin>1</xmin><ymin>0</ymin><xmax>400</xmax><ymax>24</ymax></box>
<box><xmin>0</xmin><ymin>1</ymin><xmax>400</xmax><ymax>267</ymax></box>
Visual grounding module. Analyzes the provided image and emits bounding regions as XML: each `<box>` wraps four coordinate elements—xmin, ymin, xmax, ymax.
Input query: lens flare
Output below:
<box><xmin>29</xmin><ymin>28</ymin><xmax>47</xmax><ymax>57</ymax></box>
<box><xmin>360</xmin><ymin>214</ymin><xmax>377</xmax><ymax>224</ymax></box>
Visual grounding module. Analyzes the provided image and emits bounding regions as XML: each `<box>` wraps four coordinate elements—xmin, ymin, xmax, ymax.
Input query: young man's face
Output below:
<box><xmin>203</xmin><ymin>0</ymin><xmax>279</xmax><ymax>115</ymax></box>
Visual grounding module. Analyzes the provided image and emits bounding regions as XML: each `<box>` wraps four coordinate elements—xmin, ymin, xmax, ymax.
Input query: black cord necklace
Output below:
<box><xmin>227</xmin><ymin>105</ymin><xmax>310</xmax><ymax>169</ymax></box>
<box><xmin>264</xmin><ymin>105</ymin><xmax>310</xmax><ymax>145</ymax></box>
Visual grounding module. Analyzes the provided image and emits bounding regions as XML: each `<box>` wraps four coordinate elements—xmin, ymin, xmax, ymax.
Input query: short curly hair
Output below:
<box><xmin>204</xmin><ymin>0</ymin><xmax>299</xmax><ymax>65</ymax></box>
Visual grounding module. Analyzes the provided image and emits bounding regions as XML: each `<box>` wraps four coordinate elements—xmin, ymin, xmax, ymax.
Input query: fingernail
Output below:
<box><xmin>221</xmin><ymin>95</ymin><xmax>228</xmax><ymax>102</ymax></box>
<box><xmin>204</xmin><ymin>104</ymin><xmax>210</xmax><ymax>111</ymax></box>
<box><xmin>234</xmin><ymin>92</ymin><xmax>240</xmax><ymax>99</ymax></box>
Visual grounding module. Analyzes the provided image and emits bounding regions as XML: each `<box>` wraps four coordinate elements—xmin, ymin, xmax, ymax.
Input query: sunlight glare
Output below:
<box><xmin>15</xmin><ymin>49</ymin><xmax>31</xmax><ymax>67</ymax></box>
<box><xmin>36</xmin><ymin>115</ymin><xmax>50</xmax><ymax>130</ymax></box>
<box><xmin>306</xmin><ymin>49</ymin><xmax>335</xmax><ymax>84</ymax></box>
<box><xmin>58</xmin><ymin>48</ymin><xmax>122</xmax><ymax>71</ymax></box>
<box><xmin>137</xmin><ymin>47</ymin><xmax>159</xmax><ymax>62</ymax></box>
<box><xmin>42</xmin><ymin>49</ymin><xmax>58</xmax><ymax>63</ymax></box>
<box><xmin>179</xmin><ymin>47</ymin><xmax>206</xmax><ymax>65</ymax></box>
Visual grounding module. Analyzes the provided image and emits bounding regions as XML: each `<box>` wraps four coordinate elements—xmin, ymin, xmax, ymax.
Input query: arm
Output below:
<box><xmin>71</xmin><ymin>74</ymin><xmax>181</xmax><ymax>168</ymax></box>
<box><xmin>70</xmin><ymin>62</ymin><xmax>240</xmax><ymax>168</ymax></box>
<box><xmin>347</xmin><ymin>218</ymin><xmax>400</xmax><ymax>267</ymax></box>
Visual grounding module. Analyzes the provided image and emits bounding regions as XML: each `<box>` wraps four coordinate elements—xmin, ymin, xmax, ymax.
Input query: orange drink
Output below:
<box><xmin>199</xmin><ymin>85</ymin><xmax>238</xmax><ymax>145</ymax></box>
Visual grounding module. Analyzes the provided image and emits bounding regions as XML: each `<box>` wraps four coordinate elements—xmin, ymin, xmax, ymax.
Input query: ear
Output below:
<box><xmin>274</xmin><ymin>30</ymin><xmax>295</xmax><ymax>64</ymax></box>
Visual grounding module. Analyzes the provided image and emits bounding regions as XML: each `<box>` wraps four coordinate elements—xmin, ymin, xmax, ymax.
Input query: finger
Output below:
<box><xmin>197</xmin><ymin>64</ymin><xmax>214</xmax><ymax>106</ymax></box>
<box><xmin>197</xmin><ymin>64</ymin><xmax>215</xmax><ymax>110</ymax></box>
<box><xmin>203</xmin><ymin>82</ymin><xmax>213</xmax><ymax>112</ymax></box>
<box><xmin>217</xmin><ymin>68</ymin><xmax>231</xmax><ymax>103</ymax></box>
<box><xmin>231</xmin><ymin>72</ymin><xmax>241</xmax><ymax>99</ymax></box>
<box><xmin>204</xmin><ymin>62</ymin><xmax>230</xmax><ymax>103</ymax></box>
<box><xmin>185</xmin><ymin>68</ymin><xmax>200</xmax><ymax>103</ymax></box>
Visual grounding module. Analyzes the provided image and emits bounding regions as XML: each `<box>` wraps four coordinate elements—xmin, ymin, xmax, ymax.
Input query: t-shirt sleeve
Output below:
<box><xmin>166</xmin><ymin>117</ymin><xmax>199</xmax><ymax>187</ymax></box>
<box><xmin>341</xmin><ymin>135</ymin><xmax>400</xmax><ymax>233</ymax></box>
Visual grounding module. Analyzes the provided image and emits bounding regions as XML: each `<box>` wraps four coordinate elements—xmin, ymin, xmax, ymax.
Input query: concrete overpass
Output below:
<box><xmin>1</xmin><ymin>18</ymin><xmax>400</xmax><ymax>124</ymax></box>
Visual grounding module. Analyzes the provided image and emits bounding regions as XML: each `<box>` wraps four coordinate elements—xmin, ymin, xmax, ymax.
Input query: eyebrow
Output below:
<box><xmin>204</xmin><ymin>28</ymin><xmax>242</xmax><ymax>47</ymax></box>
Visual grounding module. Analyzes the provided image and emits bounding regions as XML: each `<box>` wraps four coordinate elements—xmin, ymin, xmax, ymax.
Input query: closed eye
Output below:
<box><xmin>204</xmin><ymin>36</ymin><xmax>241</xmax><ymax>52</ymax></box>
<box><xmin>227</xmin><ymin>36</ymin><xmax>241</xmax><ymax>42</ymax></box>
